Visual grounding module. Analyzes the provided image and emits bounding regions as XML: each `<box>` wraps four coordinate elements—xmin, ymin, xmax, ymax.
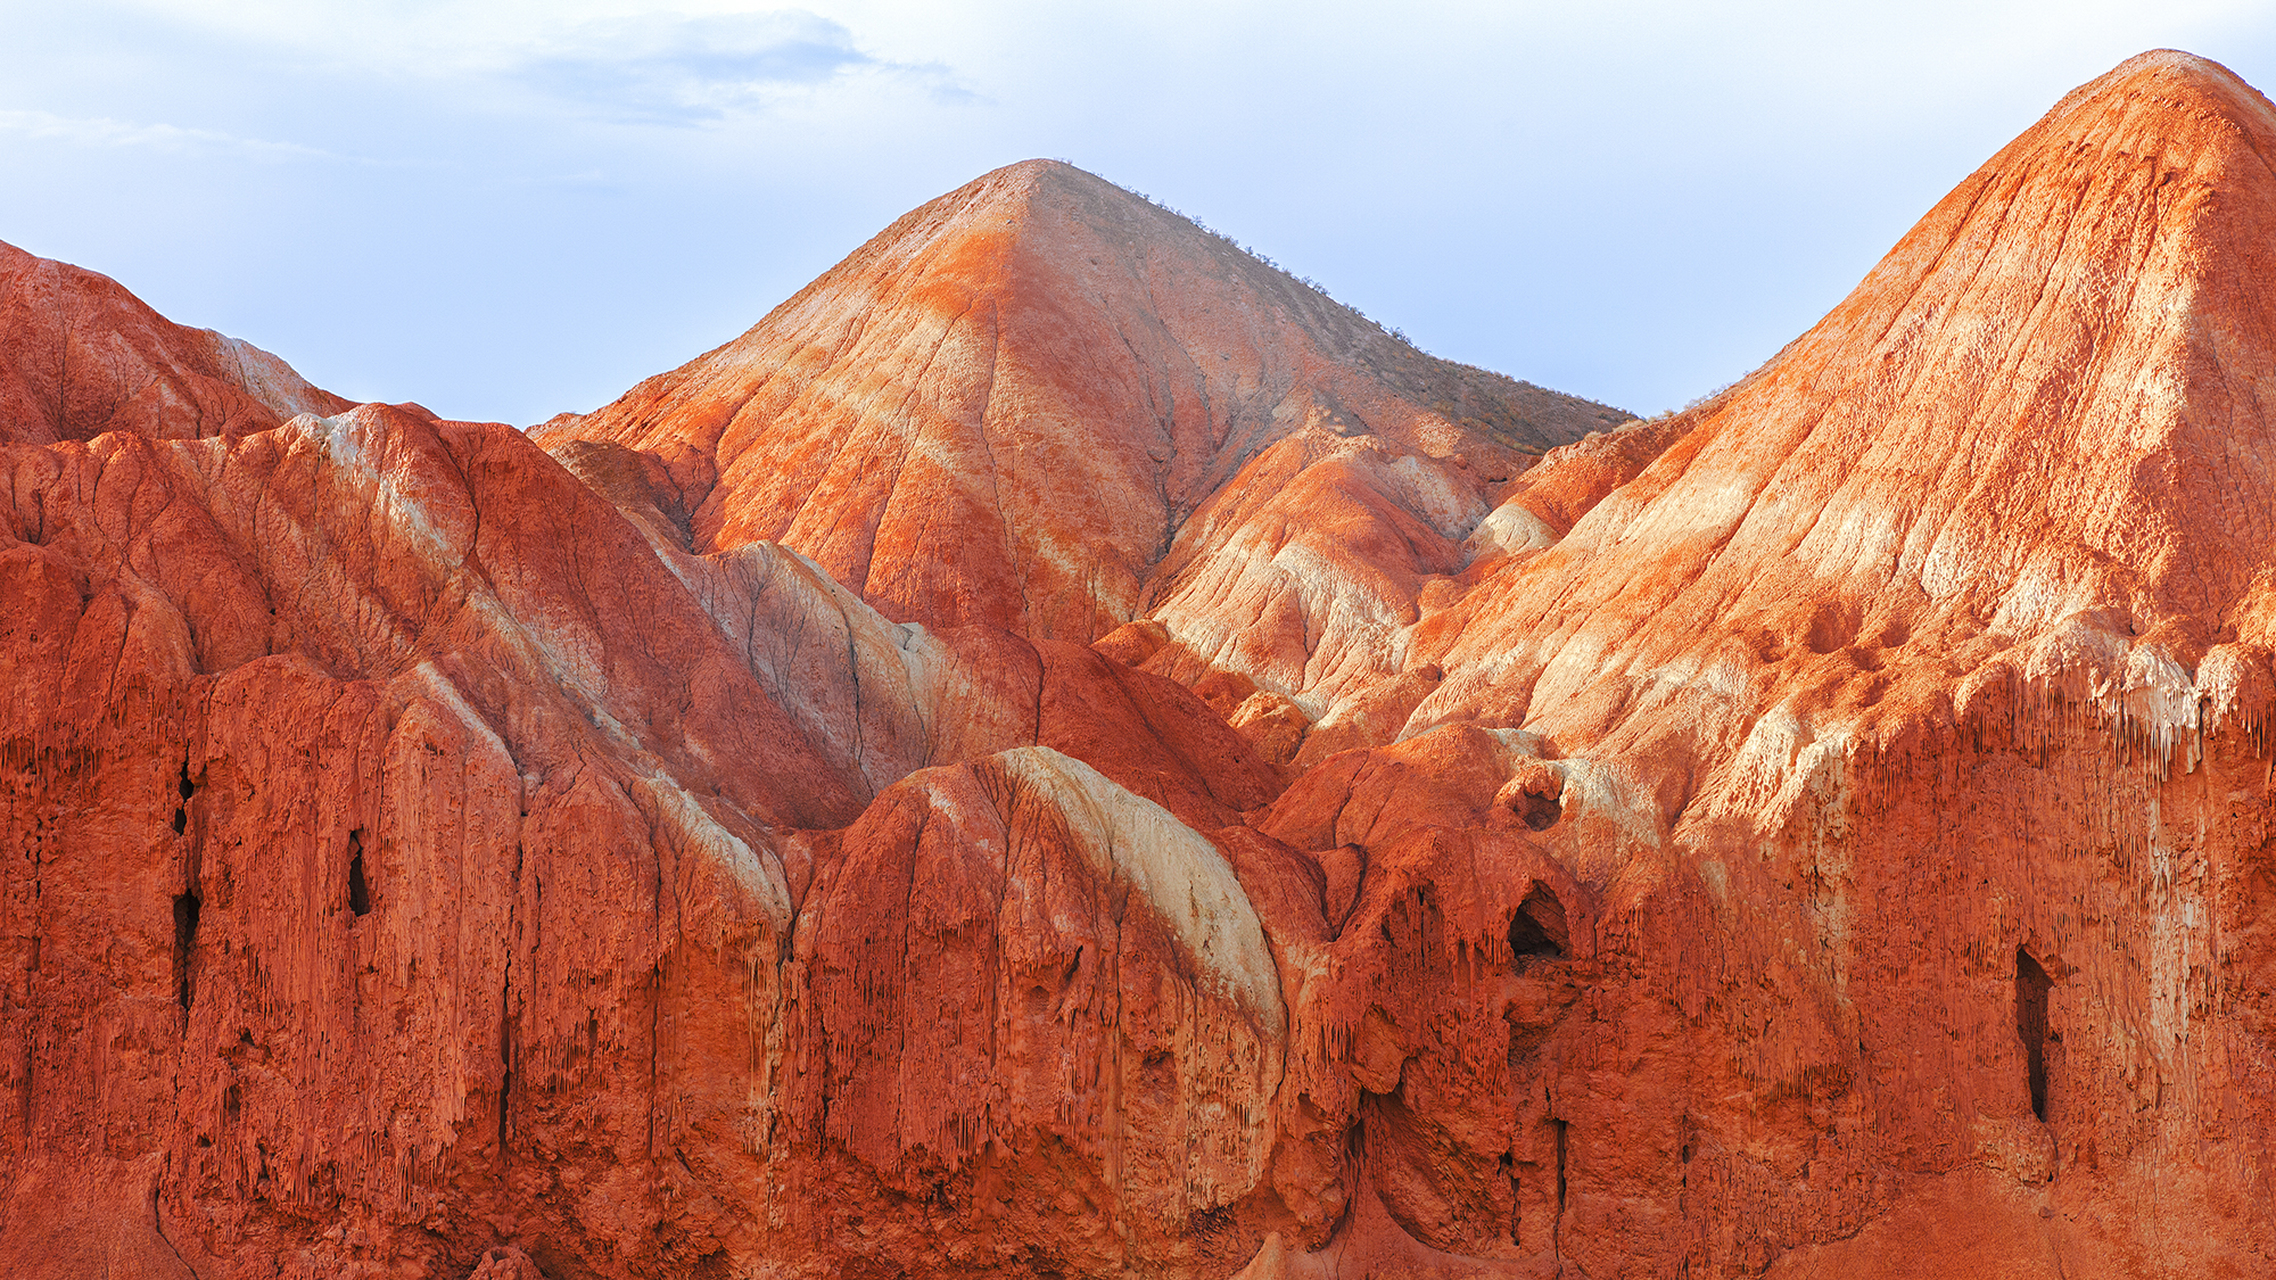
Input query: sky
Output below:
<box><xmin>2</xmin><ymin>1</ymin><xmax>2273</xmax><ymax>426</ymax></box>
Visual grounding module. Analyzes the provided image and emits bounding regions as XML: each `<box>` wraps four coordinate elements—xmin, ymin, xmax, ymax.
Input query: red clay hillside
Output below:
<box><xmin>3</xmin><ymin>47</ymin><xmax>2274</xmax><ymax>1280</ymax></box>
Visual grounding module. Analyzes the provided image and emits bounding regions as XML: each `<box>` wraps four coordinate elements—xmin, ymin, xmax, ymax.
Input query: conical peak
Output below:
<box><xmin>537</xmin><ymin>151</ymin><xmax>1623</xmax><ymax>640</ymax></box>
<box><xmin>739</xmin><ymin>156</ymin><xmax>1240</xmax><ymax>351</ymax></box>
<box><xmin>2015</xmin><ymin>49</ymin><xmax>2276</xmax><ymax>165</ymax></box>
<box><xmin>921</xmin><ymin>158</ymin><xmax>1206</xmax><ymax>239</ymax></box>
<box><xmin>1416</xmin><ymin>46</ymin><xmax>2276</xmax><ymax>751</ymax></box>
<box><xmin>959</xmin><ymin>157</ymin><xmax>1122</xmax><ymax>210</ymax></box>
<box><xmin>664</xmin><ymin>153</ymin><xmax>1619</xmax><ymax>457</ymax></box>
<box><xmin>901</xmin><ymin>158</ymin><xmax>1079</xmax><ymax>233</ymax></box>
<box><xmin>899</xmin><ymin>161</ymin><xmax>1589</xmax><ymax>437</ymax></box>
<box><xmin>2064</xmin><ymin>49</ymin><xmax>2270</xmax><ymax>118</ymax></box>
<box><xmin>856</xmin><ymin>157</ymin><xmax>1290</xmax><ymax>308</ymax></box>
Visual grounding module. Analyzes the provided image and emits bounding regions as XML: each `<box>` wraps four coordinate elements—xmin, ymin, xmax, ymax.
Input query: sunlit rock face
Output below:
<box><xmin>6</xmin><ymin>47</ymin><xmax>2276</xmax><ymax>1280</ymax></box>
<box><xmin>0</xmin><ymin>241</ymin><xmax>351</xmax><ymax>446</ymax></box>
<box><xmin>530</xmin><ymin>158</ymin><xmax>1625</xmax><ymax>644</ymax></box>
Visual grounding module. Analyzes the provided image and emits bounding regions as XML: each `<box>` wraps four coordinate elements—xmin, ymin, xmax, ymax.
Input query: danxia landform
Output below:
<box><xmin>4</xmin><ymin>48</ymin><xmax>2275</xmax><ymax>1280</ymax></box>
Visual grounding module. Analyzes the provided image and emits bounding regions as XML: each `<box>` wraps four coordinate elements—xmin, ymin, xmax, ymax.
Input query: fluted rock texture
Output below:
<box><xmin>6</xmin><ymin>46</ymin><xmax>2276</xmax><ymax>1280</ymax></box>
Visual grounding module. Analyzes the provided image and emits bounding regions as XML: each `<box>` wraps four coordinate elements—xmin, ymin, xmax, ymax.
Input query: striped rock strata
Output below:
<box><xmin>6</xmin><ymin>47</ymin><xmax>2276</xmax><ymax>1280</ymax></box>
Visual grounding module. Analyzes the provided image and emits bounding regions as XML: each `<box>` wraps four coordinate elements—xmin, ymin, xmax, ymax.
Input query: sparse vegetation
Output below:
<box><xmin>1055</xmin><ymin>166</ymin><xmax>1627</xmax><ymax>450</ymax></box>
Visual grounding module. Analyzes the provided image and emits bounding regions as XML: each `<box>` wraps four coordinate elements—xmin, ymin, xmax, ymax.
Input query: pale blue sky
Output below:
<box><xmin>3</xmin><ymin>1</ymin><xmax>2272</xmax><ymax>425</ymax></box>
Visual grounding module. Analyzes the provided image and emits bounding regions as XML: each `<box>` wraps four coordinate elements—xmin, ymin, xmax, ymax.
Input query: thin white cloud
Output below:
<box><xmin>88</xmin><ymin>1</ymin><xmax>972</xmax><ymax>125</ymax></box>
<box><xmin>514</xmin><ymin>11</ymin><xmax>874</xmax><ymax>122</ymax></box>
<box><xmin>506</xmin><ymin>10</ymin><xmax>976</xmax><ymax>124</ymax></box>
<box><xmin>0</xmin><ymin>109</ymin><xmax>337</xmax><ymax>161</ymax></box>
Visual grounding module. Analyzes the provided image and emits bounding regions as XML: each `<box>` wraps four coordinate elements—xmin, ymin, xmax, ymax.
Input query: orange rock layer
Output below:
<box><xmin>5</xmin><ymin>47</ymin><xmax>2276</xmax><ymax>1280</ymax></box>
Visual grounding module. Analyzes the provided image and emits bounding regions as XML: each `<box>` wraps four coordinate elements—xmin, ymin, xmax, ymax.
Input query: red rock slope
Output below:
<box><xmin>531</xmin><ymin>159</ymin><xmax>1626</xmax><ymax>641</ymax></box>
<box><xmin>0</xmin><ymin>241</ymin><xmax>349</xmax><ymax>444</ymax></box>
<box><xmin>0</xmin><ymin>259</ymin><xmax>1290</xmax><ymax>1277</ymax></box>
<box><xmin>1255</xmin><ymin>48</ymin><xmax>2276</xmax><ymax>1276</ymax></box>
<box><xmin>8</xmin><ymin>46</ymin><xmax>2276</xmax><ymax>1280</ymax></box>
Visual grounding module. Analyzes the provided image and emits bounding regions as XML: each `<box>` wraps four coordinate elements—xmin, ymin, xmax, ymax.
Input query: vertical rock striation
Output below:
<box><xmin>7</xmin><ymin>46</ymin><xmax>2276</xmax><ymax>1280</ymax></box>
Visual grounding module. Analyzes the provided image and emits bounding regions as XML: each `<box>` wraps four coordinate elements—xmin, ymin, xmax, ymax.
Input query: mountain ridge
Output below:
<box><xmin>0</xmin><ymin>239</ymin><xmax>351</xmax><ymax>446</ymax></box>
<box><xmin>4</xmin><ymin>48</ymin><xmax>2276</xmax><ymax>1280</ymax></box>
<box><xmin>1407</xmin><ymin>44</ymin><xmax>2276</xmax><ymax>758</ymax></box>
<box><xmin>532</xmin><ymin>158</ymin><xmax>1627</xmax><ymax>641</ymax></box>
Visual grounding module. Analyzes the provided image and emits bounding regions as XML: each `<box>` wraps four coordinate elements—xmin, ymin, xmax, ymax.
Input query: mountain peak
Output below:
<box><xmin>2064</xmin><ymin>48</ymin><xmax>2274</xmax><ymax>119</ymax></box>
<box><xmin>2001</xmin><ymin>48</ymin><xmax>2276</xmax><ymax>178</ymax></box>
<box><xmin>537</xmin><ymin>161</ymin><xmax>1626</xmax><ymax>639</ymax></box>
<box><xmin>1416</xmin><ymin>45</ymin><xmax>2276</xmax><ymax>757</ymax></box>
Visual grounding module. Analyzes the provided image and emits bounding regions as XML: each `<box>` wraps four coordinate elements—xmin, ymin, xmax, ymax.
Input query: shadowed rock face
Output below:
<box><xmin>6</xmin><ymin>47</ymin><xmax>2276</xmax><ymax>1280</ymax></box>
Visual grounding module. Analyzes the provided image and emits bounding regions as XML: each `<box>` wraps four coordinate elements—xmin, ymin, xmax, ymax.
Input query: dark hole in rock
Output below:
<box><xmin>2017</xmin><ymin>947</ymin><xmax>2053</xmax><ymax>1121</ymax></box>
<box><xmin>172</xmin><ymin>891</ymin><xmax>200</xmax><ymax>1012</ymax></box>
<box><xmin>1499</xmin><ymin>1151</ymin><xmax>1520</xmax><ymax>1244</ymax></box>
<box><xmin>172</xmin><ymin>807</ymin><xmax>187</xmax><ymax>835</ymax></box>
<box><xmin>1508</xmin><ymin>884</ymin><xmax>1569</xmax><ymax>961</ymax></box>
<box><xmin>178</xmin><ymin>762</ymin><xmax>195</xmax><ymax>801</ymax></box>
<box><xmin>1516</xmin><ymin>788</ymin><xmax>1562</xmax><ymax>831</ymax></box>
<box><xmin>1186</xmin><ymin>1203</ymin><xmax>1234</xmax><ymax>1240</ymax></box>
<box><xmin>1804</xmin><ymin>602</ymin><xmax>1856</xmax><ymax>655</ymax></box>
<box><xmin>1553</xmin><ymin>1118</ymin><xmax>1570</xmax><ymax>1213</ymax></box>
<box><xmin>498</xmin><ymin>1062</ymin><xmax>514</xmax><ymax>1149</ymax></box>
<box><xmin>348</xmin><ymin>830</ymin><xmax>371</xmax><ymax>918</ymax></box>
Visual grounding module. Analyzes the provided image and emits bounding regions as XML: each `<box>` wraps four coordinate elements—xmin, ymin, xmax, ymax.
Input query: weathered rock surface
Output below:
<box><xmin>0</xmin><ymin>241</ymin><xmax>349</xmax><ymax>446</ymax></box>
<box><xmin>7</xmin><ymin>46</ymin><xmax>2276</xmax><ymax>1280</ymax></box>
<box><xmin>532</xmin><ymin>159</ymin><xmax>1626</xmax><ymax>643</ymax></box>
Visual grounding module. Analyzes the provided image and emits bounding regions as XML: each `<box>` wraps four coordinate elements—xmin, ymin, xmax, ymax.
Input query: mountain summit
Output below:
<box><xmin>1406</xmin><ymin>48</ymin><xmax>2276</xmax><ymax>754</ymax></box>
<box><xmin>536</xmin><ymin>159</ymin><xmax>1626</xmax><ymax>639</ymax></box>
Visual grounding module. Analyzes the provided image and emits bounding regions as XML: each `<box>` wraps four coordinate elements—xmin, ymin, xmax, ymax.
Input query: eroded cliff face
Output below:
<box><xmin>5</xmin><ymin>46</ymin><xmax>2276</xmax><ymax>1280</ymax></box>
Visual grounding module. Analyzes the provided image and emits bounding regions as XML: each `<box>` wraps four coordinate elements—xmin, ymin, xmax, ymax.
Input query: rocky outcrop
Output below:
<box><xmin>0</xmin><ymin>241</ymin><xmax>349</xmax><ymax>446</ymax></box>
<box><xmin>7</xmin><ymin>46</ymin><xmax>2276</xmax><ymax>1280</ymax></box>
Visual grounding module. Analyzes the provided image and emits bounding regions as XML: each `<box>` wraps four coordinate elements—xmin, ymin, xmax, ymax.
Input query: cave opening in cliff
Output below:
<box><xmin>1499</xmin><ymin>1151</ymin><xmax>1521</xmax><ymax>1244</ymax></box>
<box><xmin>348</xmin><ymin>830</ymin><xmax>371</xmax><ymax>917</ymax></box>
<box><xmin>1508</xmin><ymin>885</ymin><xmax>1569</xmax><ymax>962</ymax></box>
<box><xmin>173</xmin><ymin>760</ymin><xmax>194</xmax><ymax>834</ymax></box>
<box><xmin>1553</xmin><ymin>1118</ymin><xmax>1569</xmax><ymax>1214</ymax></box>
<box><xmin>1516</xmin><ymin>787</ymin><xmax>1562</xmax><ymax>830</ymax></box>
<box><xmin>172</xmin><ymin>891</ymin><xmax>200</xmax><ymax>1012</ymax></box>
<box><xmin>2017</xmin><ymin>947</ymin><xmax>2053</xmax><ymax>1121</ymax></box>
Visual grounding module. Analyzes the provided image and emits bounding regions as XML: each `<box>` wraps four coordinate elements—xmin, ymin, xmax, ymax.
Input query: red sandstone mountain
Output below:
<box><xmin>6</xmin><ymin>46</ymin><xmax>2276</xmax><ymax>1280</ymax></box>
<box><xmin>531</xmin><ymin>160</ymin><xmax>1625</xmax><ymax>641</ymax></box>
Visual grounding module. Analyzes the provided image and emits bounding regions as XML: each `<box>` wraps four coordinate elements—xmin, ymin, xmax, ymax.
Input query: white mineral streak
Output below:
<box><xmin>1468</xmin><ymin>498</ymin><xmax>1559</xmax><ymax>556</ymax></box>
<box><xmin>632</xmin><ymin>772</ymin><xmax>795</xmax><ymax>933</ymax></box>
<box><xmin>992</xmin><ymin>747</ymin><xmax>1285</xmax><ymax>1035</ymax></box>
<box><xmin>206</xmin><ymin>331</ymin><xmax>339</xmax><ymax>419</ymax></box>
